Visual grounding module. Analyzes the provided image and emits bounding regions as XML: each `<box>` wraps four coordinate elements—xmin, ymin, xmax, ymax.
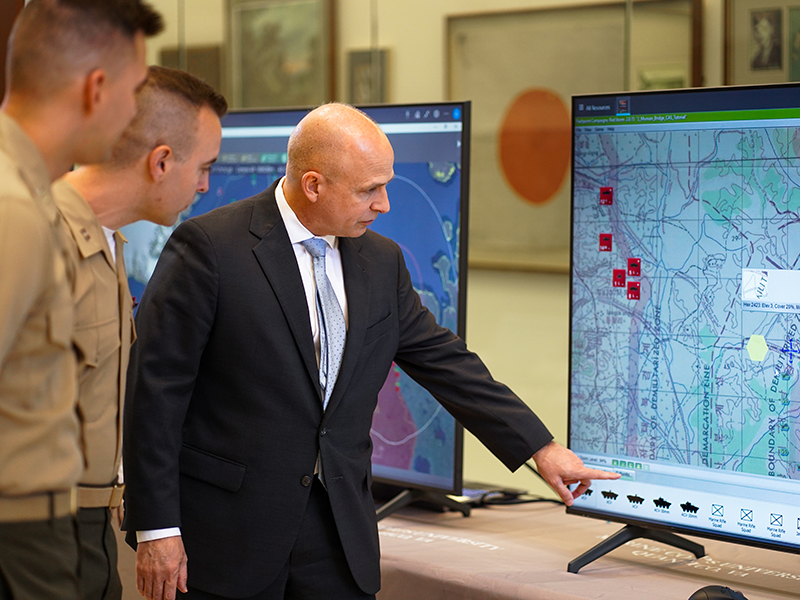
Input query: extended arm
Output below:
<box><xmin>389</xmin><ymin>245</ymin><xmax>618</xmax><ymax>492</ymax></box>
<box><xmin>391</xmin><ymin>246</ymin><xmax>552</xmax><ymax>469</ymax></box>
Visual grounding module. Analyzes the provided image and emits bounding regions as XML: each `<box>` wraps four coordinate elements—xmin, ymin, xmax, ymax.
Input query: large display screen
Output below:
<box><xmin>123</xmin><ymin>102</ymin><xmax>470</xmax><ymax>495</ymax></box>
<box><xmin>569</xmin><ymin>84</ymin><xmax>800</xmax><ymax>554</ymax></box>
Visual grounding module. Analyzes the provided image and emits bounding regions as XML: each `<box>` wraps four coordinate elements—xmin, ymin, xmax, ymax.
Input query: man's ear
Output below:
<box><xmin>147</xmin><ymin>145</ymin><xmax>173</xmax><ymax>182</ymax></box>
<box><xmin>82</xmin><ymin>68</ymin><xmax>106</xmax><ymax>115</ymax></box>
<box><xmin>301</xmin><ymin>171</ymin><xmax>323</xmax><ymax>203</ymax></box>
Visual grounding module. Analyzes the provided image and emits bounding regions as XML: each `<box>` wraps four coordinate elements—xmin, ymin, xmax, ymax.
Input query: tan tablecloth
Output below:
<box><xmin>377</xmin><ymin>503</ymin><xmax>798</xmax><ymax>600</ymax></box>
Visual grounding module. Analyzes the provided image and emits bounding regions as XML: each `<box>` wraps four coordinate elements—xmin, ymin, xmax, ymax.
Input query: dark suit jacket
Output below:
<box><xmin>123</xmin><ymin>182</ymin><xmax>553</xmax><ymax>597</ymax></box>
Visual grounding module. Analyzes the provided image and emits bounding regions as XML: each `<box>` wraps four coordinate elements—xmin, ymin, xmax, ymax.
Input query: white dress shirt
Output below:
<box><xmin>137</xmin><ymin>178</ymin><xmax>348</xmax><ymax>543</ymax></box>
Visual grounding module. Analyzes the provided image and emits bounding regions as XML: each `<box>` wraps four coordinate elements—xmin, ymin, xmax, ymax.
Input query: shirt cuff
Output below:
<box><xmin>136</xmin><ymin>527</ymin><xmax>182</xmax><ymax>543</ymax></box>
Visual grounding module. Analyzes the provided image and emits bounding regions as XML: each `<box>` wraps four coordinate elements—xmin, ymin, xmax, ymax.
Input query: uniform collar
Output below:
<box><xmin>52</xmin><ymin>178</ymin><xmax>116</xmax><ymax>270</ymax></box>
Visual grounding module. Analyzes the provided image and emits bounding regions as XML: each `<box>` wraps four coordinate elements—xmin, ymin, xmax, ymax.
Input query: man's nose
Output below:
<box><xmin>373</xmin><ymin>188</ymin><xmax>390</xmax><ymax>214</ymax></box>
<box><xmin>198</xmin><ymin>173</ymin><xmax>210</xmax><ymax>194</ymax></box>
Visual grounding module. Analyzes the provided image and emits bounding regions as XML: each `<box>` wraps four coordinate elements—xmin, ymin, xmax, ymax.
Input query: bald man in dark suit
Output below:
<box><xmin>123</xmin><ymin>103</ymin><xmax>619</xmax><ymax>600</ymax></box>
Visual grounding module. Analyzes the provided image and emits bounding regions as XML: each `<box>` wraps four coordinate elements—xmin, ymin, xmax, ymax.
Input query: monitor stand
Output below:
<box><xmin>567</xmin><ymin>524</ymin><xmax>705</xmax><ymax>573</ymax></box>
<box><xmin>376</xmin><ymin>488</ymin><xmax>471</xmax><ymax>521</ymax></box>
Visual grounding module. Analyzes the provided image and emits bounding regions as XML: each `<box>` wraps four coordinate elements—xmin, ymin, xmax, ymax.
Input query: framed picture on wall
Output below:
<box><xmin>347</xmin><ymin>48</ymin><xmax>388</xmax><ymax>104</ymax></box>
<box><xmin>725</xmin><ymin>0</ymin><xmax>800</xmax><ymax>84</ymax></box>
<box><xmin>448</xmin><ymin>0</ymin><xmax>699</xmax><ymax>272</ymax></box>
<box><xmin>227</xmin><ymin>0</ymin><xmax>335</xmax><ymax>109</ymax></box>
<box><xmin>160</xmin><ymin>45</ymin><xmax>223</xmax><ymax>94</ymax></box>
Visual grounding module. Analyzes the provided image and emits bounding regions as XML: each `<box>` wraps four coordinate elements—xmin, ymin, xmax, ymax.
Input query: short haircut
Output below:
<box><xmin>7</xmin><ymin>0</ymin><xmax>163</xmax><ymax>97</ymax></box>
<box><xmin>105</xmin><ymin>65</ymin><xmax>228</xmax><ymax>169</ymax></box>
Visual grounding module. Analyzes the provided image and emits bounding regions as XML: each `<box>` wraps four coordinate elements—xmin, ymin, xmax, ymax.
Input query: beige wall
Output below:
<box><xmin>147</xmin><ymin>0</ymin><xmax>726</xmax><ymax>97</ymax></box>
<box><xmin>143</xmin><ymin>0</ymin><xmax>726</xmax><ymax>498</ymax></box>
<box><xmin>339</xmin><ymin>0</ymin><xmax>723</xmax><ymax>102</ymax></box>
<box><xmin>463</xmin><ymin>269</ymin><xmax>569</xmax><ymax>497</ymax></box>
<box><xmin>146</xmin><ymin>0</ymin><xmax>224</xmax><ymax>63</ymax></box>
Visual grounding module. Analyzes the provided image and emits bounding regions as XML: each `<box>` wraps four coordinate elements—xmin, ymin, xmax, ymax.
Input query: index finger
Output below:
<box><xmin>577</xmin><ymin>467</ymin><xmax>621</xmax><ymax>480</ymax></box>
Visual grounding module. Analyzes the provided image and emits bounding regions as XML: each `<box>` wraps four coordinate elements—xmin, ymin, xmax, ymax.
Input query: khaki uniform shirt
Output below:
<box><xmin>53</xmin><ymin>180</ymin><xmax>134</xmax><ymax>490</ymax></box>
<box><xmin>0</xmin><ymin>112</ymin><xmax>82</xmax><ymax>497</ymax></box>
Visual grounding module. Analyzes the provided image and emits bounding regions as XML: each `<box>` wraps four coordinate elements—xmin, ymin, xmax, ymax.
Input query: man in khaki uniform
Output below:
<box><xmin>0</xmin><ymin>1</ymin><xmax>162</xmax><ymax>599</ymax></box>
<box><xmin>53</xmin><ymin>66</ymin><xmax>227</xmax><ymax>600</ymax></box>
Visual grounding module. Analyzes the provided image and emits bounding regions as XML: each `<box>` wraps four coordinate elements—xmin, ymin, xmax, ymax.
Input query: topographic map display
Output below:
<box><xmin>571</xmin><ymin>125</ymin><xmax>800</xmax><ymax>482</ymax></box>
<box><xmin>123</xmin><ymin>159</ymin><xmax>462</xmax><ymax>490</ymax></box>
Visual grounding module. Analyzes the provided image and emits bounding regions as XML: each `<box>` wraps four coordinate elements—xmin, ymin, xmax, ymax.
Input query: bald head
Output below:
<box><xmin>286</xmin><ymin>103</ymin><xmax>389</xmax><ymax>185</ymax></box>
<box><xmin>283</xmin><ymin>103</ymin><xmax>394</xmax><ymax>238</ymax></box>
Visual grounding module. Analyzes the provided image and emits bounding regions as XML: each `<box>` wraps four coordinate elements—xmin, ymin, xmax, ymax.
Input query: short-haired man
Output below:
<box><xmin>53</xmin><ymin>66</ymin><xmax>227</xmax><ymax>600</ymax></box>
<box><xmin>0</xmin><ymin>1</ymin><xmax>162</xmax><ymax>599</ymax></box>
<box><xmin>124</xmin><ymin>103</ymin><xmax>620</xmax><ymax>600</ymax></box>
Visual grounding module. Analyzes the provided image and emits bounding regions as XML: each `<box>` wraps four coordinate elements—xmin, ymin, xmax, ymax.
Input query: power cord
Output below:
<box><xmin>479</xmin><ymin>492</ymin><xmax>563</xmax><ymax>507</ymax></box>
<box><xmin>464</xmin><ymin>462</ymin><xmax>565</xmax><ymax>508</ymax></box>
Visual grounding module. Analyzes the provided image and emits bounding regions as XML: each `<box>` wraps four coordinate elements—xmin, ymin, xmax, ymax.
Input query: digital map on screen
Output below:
<box><xmin>571</xmin><ymin>125</ymin><xmax>800</xmax><ymax>482</ymax></box>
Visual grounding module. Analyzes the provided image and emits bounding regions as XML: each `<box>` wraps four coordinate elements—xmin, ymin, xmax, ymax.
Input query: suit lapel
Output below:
<box><xmin>250</xmin><ymin>185</ymin><xmax>320</xmax><ymax>391</ymax></box>
<box><xmin>323</xmin><ymin>235</ymin><xmax>371</xmax><ymax>418</ymax></box>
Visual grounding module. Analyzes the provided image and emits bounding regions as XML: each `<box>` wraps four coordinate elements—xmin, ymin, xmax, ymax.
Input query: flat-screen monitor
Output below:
<box><xmin>123</xmin><ymin>102</ymin><xmax>470</xmax><ymax>496</ymax></box>
<box><xmin>569</xmin><ymin>83</ymin><xmax>800</xmax><ymax>556</ymax></box>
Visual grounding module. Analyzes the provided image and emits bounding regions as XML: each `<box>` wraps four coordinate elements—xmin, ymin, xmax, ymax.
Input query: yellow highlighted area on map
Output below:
<box><xmin>746</xmin><ymin>335</ymin><xmax>768</xmax><ymax>362</ymax></box>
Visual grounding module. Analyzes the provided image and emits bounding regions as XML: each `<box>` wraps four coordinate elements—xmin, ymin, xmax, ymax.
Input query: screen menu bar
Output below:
<box><xmin>573</xmin><ymin>85</ymin><xmax>800</xmax><ymax>119</ymax></box>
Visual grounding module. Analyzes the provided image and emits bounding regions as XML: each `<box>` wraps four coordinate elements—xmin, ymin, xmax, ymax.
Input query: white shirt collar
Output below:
<box><xmin>101</xmin><ymin>226</ymin><xmax>117</xmax><ymax>264</ymax></box>
<box><xmin>275</xmin><ymin>177</ymin><xmax>337</xmax><ymax>250</ymax></box>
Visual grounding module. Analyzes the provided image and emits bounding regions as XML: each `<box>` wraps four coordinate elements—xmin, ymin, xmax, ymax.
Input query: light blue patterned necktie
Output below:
<box><xmin>301</xmin><ymin>238</ymin><xmax>346</xmax><ymax>410</ymax></box>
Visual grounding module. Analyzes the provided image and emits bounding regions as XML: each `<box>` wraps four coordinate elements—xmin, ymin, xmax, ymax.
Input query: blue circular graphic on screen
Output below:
<box><xmin>452</xmin><ymin>107</ymin><xmax>461</xmax><ymax>120</ymax></box>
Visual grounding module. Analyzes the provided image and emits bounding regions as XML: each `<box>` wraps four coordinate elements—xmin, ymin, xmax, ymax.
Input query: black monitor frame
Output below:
<box><xmin>566</xmin><ymin>83</ymin><xmax>800</xmax><ymax>565</ymax></box>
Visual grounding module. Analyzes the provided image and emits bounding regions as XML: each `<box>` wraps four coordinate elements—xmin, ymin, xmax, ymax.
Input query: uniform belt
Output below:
<box><xmin>76</xmin><ymin>484</ymin><xmax>125</xmax><ymax>509</ymax></box>
<box><xmin>0</xmin><ymin>489</ymin><xmax>76</xmax><ymax>522</ymax></box>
